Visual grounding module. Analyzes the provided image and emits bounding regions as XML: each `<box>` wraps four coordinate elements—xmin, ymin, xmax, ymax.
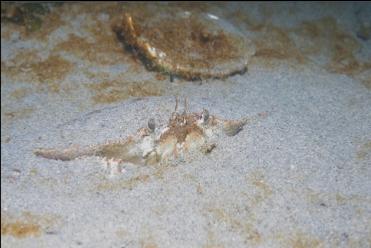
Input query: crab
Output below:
<box><xmin>34</xmin><ymin>99</ymin><xmax>259</xmax><ymax>175</ymax></box>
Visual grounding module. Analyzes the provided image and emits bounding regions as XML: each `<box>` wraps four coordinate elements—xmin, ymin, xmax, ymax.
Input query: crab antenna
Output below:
<box><xmin>175</xmin><ymin>96</ymin><xmax>179</xmax><ymax>112</ymax></box>
<box><xmin>184</xmin><ymin>98</ymin><xmax>188</xmax><ymax>113</ymax></box>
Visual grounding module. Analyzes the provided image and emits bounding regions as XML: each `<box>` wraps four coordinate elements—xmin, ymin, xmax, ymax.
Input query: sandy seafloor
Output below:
<box><xmin>1</xmin><ymin>2</ymin><xmax>371</xmax><ymax>248</ymax></box>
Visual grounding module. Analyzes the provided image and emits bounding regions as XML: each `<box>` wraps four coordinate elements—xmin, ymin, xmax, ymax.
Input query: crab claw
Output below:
<box><xmin>223</xmin><ymin>119</ymin><xmax>247</xmax><ymax>136</ymax></box>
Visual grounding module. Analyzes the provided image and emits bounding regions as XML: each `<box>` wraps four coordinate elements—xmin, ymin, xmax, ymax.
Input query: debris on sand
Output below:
<box><xmin>113</xmin><ymin>4</ymin><xmax>254</xmax><ymax>80</ymax></box>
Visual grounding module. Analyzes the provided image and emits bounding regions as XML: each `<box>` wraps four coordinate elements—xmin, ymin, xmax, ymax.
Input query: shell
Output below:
<box><xmin>114</xmin><ymin>3</ymin><xmax>255</xmax><ymax>80</ymax></box>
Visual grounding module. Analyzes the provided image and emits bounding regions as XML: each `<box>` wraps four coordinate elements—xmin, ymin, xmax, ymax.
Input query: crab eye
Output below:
<box><xmin>202</xmin><ymin>109</ymin><xmax>209</xmax><ymax>123</ymax></box>
<box><xmin>148</xmin><ymin>118</ymin><xmax>155</xmax><ymax>132</ymax></box>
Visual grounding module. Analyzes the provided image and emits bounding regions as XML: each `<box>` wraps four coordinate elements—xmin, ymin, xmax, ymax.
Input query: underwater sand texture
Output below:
<box><xmin>1</xmin><ymin>2</ymin><xmax>371</xmax><ymax>248</ymax></box>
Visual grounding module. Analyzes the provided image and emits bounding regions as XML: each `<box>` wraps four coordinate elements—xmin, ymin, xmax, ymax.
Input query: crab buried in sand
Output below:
<box><xmin>34</xmin><ymin>99</ymin><xmax>258</xmax><ymax>176</ymax></box>
<box><xmin>114</xmin><ymin>4</ymin><xmax>255</xmax><ymax>80</ymax></box>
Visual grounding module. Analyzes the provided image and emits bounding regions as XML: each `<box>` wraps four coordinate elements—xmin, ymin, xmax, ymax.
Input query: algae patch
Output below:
<box><xmin>1</xmin><ymin>211</ymin><xmax>59</xmax><ymax>238</ymax></box>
